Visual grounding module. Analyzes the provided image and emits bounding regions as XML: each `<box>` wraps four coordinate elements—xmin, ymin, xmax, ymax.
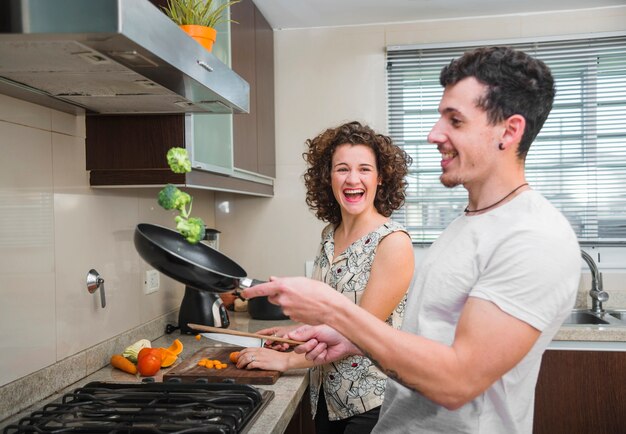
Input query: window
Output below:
<box><xmin>387</xmin><ymin>35</ymin><xmax>626</xmax><ymax>244</ymax></box>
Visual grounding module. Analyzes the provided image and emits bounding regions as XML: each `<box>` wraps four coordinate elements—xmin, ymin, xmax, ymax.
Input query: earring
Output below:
<box><xmin>498</xmin><ymin>143</ymin><xmax>505</xmax><ymax>151</ymax></box>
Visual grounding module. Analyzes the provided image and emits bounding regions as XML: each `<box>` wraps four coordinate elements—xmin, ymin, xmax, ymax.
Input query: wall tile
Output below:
<box><xmin>0</xmin><ymin>119</ymin><xmax>56</xmax><ymax>386</ymax></box>
<box><xmin>0</xmin><ymin>94</ymin><xmax>51</xmax><ymax>131</ymax></box>
<box><xmin>51</xmin><ymin>111</ymin><xmax>85</xmax><ymax>138</ymax></box>
<box><xmin>54</xmin><ymin>191</ymin><xmax>141</xmax><ymax>359</ymax></box>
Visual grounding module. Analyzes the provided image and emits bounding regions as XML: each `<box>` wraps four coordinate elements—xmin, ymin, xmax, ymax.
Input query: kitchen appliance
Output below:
<box><xmin>248</xmin><ymin>296</ymin><xmax>289</xmax><ymax>320</ymax></box>
<box><xmin>2</xmin><ymin>380</ymin><xmax>273</xmax><ymax>433</ymax></box>
<box><xmin>175</xmin><ymin>287</ymin><xmax>230</xmax><ymax>332</ymax></box>
<box><xmin>134</xmin><ymin>223</ymin><xmax>267</xmax><ymax>334</ymax></box>
<box><xmin>0</xmin><ymin>0</ymin><xmax>249</xmax><ymax>115</ymax></box>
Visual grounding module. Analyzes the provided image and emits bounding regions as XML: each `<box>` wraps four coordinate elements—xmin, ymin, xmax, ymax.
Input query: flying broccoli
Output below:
<box><xmin>157</xmin><ymin>148</ymin><xmax>206</xmax><ymax>244</ymax></box>
<box><xmin>166</xmin><ymin>147</ymin><xmax>192</xmax><ymax>173</ymax></box>
<box><xmin>175</xmin><ymin>215</ymin><xmax>206</xmax><ymax>245</ymax></box>
<box><xmin>157</xmin><ymin>184</ymin><xmax>191</xmax><ymax>214</ymax></box>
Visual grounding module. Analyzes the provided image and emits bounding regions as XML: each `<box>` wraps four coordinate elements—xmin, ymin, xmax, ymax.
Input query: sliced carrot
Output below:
<box><xmin>229</xmin><ymin>351</ymin><xmax>240</xmax><ymax>363</ymax></box>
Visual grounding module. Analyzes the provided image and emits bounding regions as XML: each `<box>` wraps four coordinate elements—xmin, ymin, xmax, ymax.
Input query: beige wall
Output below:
<box><xmin>216</xmin><ymin>6</ymin><xmax>626</xmax><ymax>284</ymax></box>
<box><xmin>0</xmin><ymin>94</ymin><xmax>216</xmax><ymax>386</ymax></box>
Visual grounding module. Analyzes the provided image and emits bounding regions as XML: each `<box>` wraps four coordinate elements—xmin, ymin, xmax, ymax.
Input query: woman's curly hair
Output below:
<box><xmin>303</xmin><ymin>121</ymin><xmax>412</xmax><ymax>225</ymax></box>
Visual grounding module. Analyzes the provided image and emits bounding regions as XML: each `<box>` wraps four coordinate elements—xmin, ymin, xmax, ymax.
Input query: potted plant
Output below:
<box><xmin>162</xmin><ymin>0</ymin><xmax>241</xmax><ymax>52</ymax></box>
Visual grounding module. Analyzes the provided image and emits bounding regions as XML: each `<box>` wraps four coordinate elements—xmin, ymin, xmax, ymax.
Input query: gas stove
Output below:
<box><xmin>3</xmin><ymin>380</ymin><xmax>273</xmax><ymax>433</ymax></box>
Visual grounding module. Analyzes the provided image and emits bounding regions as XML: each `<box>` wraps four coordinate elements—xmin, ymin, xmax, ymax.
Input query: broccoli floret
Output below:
<box><xmin>166</xmin><ymin>147</ymin><xmax>192</xmax><ymax>173</ymax></box>
<box><xmin>157</xmin><ymin>147</ymin><xmax>206</xmax><ymax>245</ymax></box>
<box><xmin>175</xmin><ymin>215</ymin><xmax>206</xmax><ymax>244</ymax></box>
<box><xmin>157</xmin><ymin>184</ymin><xmax>192</xmax><ymax>215</ymax></box>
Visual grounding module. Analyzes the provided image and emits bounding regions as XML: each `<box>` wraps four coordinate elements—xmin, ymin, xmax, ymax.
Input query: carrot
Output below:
<box><xmin>195</xmin><ymin>334</ymin><xmax>202</xmax><ymax>341</ymax></box>
<box><xmin>229</xmin><ymin>351</ymin><xmax>240</xmax><ymax>363</ymax></box>
<box><xmin>111</xmin><ymin>354</ymin><xmax>137</xmax><ymax>374</ymax></box>
<box><xmin>197</xmin><ymin>358</ymin><xmax>228</xmax><ymax>369</ymax></box>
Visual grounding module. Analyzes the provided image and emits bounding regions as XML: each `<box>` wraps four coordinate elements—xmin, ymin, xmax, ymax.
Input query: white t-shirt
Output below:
<box><xmin>374</xmin><ymin>190</ymin><xmax>580</xmax><ymax>434</ymax></box>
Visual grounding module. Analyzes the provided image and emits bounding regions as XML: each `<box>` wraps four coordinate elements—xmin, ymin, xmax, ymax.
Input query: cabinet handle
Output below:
<box><xmin>197</xmin><ymin>60</ymin><xmax>214</xmax><ymax>72</ymax></box>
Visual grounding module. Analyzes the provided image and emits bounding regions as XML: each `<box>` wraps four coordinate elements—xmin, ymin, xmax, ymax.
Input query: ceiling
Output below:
<box><xmin>251</xmin><ymin>0</ymin><xmax>625</xmax><ymax>30</ymax></box>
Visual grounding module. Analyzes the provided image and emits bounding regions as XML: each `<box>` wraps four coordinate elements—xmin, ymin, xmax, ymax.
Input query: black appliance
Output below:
<box><xmin>134</xmin><ymin>223</ymin><xmax>248</xmax><ymax>333</ymax></box>
<box><xmin>3</xmin><ymin>381</ymin><xmax>273</xmax><ymax>434</ymax></box>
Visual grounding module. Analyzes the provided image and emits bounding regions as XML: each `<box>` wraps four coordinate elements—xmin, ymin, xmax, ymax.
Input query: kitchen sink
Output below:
<box><xmin>562</xmin><ymin>311</ymin><xmax>610</xmax><ymax>325</ymax></box>
<box><xmin>607</xmin><ymin>310</ymin><xmax>626</xmax><ymax>321</ymax></box>
<box><xmin>561</xmin><ymin>309</ymin><xmax>626</xmax><ymax>326</ymax></box>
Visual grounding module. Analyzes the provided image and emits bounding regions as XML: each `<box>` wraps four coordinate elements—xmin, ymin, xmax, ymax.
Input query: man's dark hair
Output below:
<box><xmin>440</xmin><ymin>46</ymin><xmax>555</xmax><ymax>158</ymax></box>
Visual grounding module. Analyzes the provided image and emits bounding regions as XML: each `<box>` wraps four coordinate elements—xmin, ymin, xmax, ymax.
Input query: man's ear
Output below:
<box><xmin>499</xmin><ymin>114</ymin><xmax>526</xmax><ymax>151</ymax></box>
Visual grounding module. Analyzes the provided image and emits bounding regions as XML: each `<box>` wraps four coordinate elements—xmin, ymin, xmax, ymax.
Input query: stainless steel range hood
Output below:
<box><xmin>0</xmin><ymin>0</ymin><xmax>249</xmax><ymax>114</ymax></box>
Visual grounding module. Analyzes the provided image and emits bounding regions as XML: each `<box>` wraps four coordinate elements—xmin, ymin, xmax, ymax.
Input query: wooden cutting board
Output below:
<box><xmin>163</xmin><ymin>346</ymin><xmax>281</xmax><ymax>385</ymax></box>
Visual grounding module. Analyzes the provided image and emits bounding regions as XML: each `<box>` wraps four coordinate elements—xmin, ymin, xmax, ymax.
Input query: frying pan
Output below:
<box><xmin>134</xmin><ymin>223</ymin><xmax>248</xmax><ymax>293</ymax></box>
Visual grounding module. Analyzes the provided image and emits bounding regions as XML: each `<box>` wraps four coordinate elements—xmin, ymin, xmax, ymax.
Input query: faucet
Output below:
<box><xmin>580</xmin><ymin>250</ymin><xmax>609</xmax><ymax>314</ymax></box>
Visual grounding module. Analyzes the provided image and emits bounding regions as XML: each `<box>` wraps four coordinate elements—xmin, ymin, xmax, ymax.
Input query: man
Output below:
<box><xmin>243</xmin><ymin>46</ymin><xmax>581</xmax><ymax>433</ymax></box>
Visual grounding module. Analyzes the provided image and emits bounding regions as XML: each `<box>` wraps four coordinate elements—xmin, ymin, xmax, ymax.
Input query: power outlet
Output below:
<box><xmin>144</xmin><ymin>269</ymin><xmax>160</xmax><ymax>294</ymax></box>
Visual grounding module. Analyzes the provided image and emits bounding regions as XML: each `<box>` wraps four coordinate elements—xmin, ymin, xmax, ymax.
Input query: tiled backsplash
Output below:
<box><xmin>0</xmin><ymin>94</ymin><xmax>216</xmax><ymax>389</ymax></box>
<box><xmin>0</xmin><ymin>311</ymin><xmax>178</xmax><ymax>423</ymax></box>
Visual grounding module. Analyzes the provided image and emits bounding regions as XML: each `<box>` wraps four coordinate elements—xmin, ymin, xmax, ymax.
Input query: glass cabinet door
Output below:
<box><xmin>188</xmin><ymin>1</ymin><xmax>234</xmax><ymax>176</ymax></box>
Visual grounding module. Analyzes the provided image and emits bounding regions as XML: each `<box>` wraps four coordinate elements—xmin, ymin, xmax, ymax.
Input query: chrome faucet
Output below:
<box><xmin>580</xmin><ymin>250</ymin><xmax>608</xmax><ymax>314</ymax></box>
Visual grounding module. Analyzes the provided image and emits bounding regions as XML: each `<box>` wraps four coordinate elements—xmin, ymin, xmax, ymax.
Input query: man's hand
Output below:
<box><xmin>289</xmin><ymin>325</ymin><xmax>361</xmax><ymax>364</ymax></box>
<box><xmin>256</xmin><ymin>325</ymin><xmax>300</xmax><ymax>351</ymax></box>
<box><xmin>241</xmin><ymin>276</ymin><xmax>349</xmax><ymax>325</ymax></box>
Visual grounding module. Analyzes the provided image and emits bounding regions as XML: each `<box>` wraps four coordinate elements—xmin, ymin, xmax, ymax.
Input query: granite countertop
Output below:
<box><xmin>0</xmin><ymin>313</ymin><xmax>308</xmax><ymax>434</ymax></box>
<box><xmin>551</xmin><ymin>313</ymin><xmax>626</xmax><ymax>350</ymax></box>
<box><xmin>3</xmin><ymin>310</ymin><xmax>626</xmax><ymax>432</ymax></box>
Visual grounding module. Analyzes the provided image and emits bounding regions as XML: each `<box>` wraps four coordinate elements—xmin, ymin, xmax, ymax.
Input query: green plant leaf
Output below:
<box><xmin>162</xmin><ymin>0</ymin><xmax>241</xmax><ymax>27</ymax></box>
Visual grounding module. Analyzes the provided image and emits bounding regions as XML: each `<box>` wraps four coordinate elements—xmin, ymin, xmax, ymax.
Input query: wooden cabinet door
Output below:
<box><xmin>534</xmin><ymin>349</ymin><xmax>626</xmax><ymax>434</ymax></box>
<box><xmin>254</xmin><ymin>6</ymin><xmax>275</xmax><ymax>178</ymax></box>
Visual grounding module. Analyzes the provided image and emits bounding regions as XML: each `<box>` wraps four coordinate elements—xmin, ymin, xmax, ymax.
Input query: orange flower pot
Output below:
<box><xmin>179</xmin><ymin>25</ymin><xmax>217</xmax><ymax>52</ymax></box>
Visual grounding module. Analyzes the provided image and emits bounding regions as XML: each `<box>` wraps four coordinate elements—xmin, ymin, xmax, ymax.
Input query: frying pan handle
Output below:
<box><xmin>234</xmin><ymin>278</ymin><xmax>266</xmax><ymax>299</ymax></box>
<box><xmin>239</xmin><ymin>278</ymin><xmax>266</xmax><ymax>289</ymax></box>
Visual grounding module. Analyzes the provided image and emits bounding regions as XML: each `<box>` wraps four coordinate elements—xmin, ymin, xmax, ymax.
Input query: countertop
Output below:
<box><xmin>0</xmin><ymin>313</ymin><xmax>308</xmax><ymax>434</ymax></box>
<box><xmin>3</xmin><ymin>311</ymin><xmax>626</xmax><ymax>432</ymax></box>
<box><xmin>551</xmin><ymin>322</ymin><xmax>626</xmax><ymax>350</ymax></box>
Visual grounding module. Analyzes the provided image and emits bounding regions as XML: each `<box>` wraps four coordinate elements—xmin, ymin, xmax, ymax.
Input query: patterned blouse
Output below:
<box><xmin>309</xmin><ymin>220</ymin><xmax>409</xmax><ymax>421</ymax></box>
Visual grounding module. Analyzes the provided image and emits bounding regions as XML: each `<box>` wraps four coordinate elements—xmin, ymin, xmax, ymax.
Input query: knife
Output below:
<box><xmin>187</xmin><ymin>323</ymin><xmax>306</xmax><ymax>346</ymax></box>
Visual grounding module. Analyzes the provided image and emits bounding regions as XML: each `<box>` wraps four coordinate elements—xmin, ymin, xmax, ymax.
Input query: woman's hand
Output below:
<box><xmin>236</xmin><ymin>347</ymin><xmax>291</xmax><ymax>372</ymax></box>
<box><xmin>256</xmin><ymin>325</ymin><xmax>300</xmax><ymax>351</ymax></box>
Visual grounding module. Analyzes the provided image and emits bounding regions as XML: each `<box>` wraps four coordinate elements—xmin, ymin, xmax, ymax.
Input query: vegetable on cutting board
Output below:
<box><xmin>197</xmin><ymin>358</ymin><xmax>228</xmax><ymax>369</ymax></box>
<box><xmin>110</xmin><ymin>354</ymin><xmax>137</xmax><ymax>375</ymax></box>
<box><xmin>229</xmin><ymin>351</ymin><xmax>240</xmax><ymax>363</ymax></box>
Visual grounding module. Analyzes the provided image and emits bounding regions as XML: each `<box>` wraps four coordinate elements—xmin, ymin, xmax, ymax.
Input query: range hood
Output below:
<box><xmin>0</xmin><ymin>0</ymin><xmax>249</xmax><ymax>114</ymax></box>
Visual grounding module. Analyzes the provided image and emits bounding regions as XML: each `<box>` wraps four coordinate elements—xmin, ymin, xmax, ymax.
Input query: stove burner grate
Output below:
<box><xmin>3</xmin><ymin>381</ymin><xmax>272</xmax><ymax>434</ymax></box>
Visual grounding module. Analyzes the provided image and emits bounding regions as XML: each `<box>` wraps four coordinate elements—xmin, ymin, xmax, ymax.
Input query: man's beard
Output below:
<box><xmin>440</xmin><ymin>173</ymin><xmax>462</xmax><ymax>188</ymax></box>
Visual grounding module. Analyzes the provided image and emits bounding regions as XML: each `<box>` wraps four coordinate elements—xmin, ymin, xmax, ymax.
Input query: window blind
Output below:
<box><xmin>387</xmin><ymin>35</ymin><xmax>626</xmax><ymax>243</ymax></box>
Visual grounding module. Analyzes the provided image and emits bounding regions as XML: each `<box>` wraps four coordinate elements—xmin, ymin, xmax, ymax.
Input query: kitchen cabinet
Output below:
<box><xmin>84</xmin><ymin>0</ymin><xmax>275</xmax><ymax>196</ymax></box>
<box><xmin>231</xmin><ymin>0</ymin><xmax>276</xmax><ymax>178</ymax></box>
<box><xmin>533</xmin><ymin>349</ymin><xmax>626</xmax><ymax>433</ymax></box>
<box><xmin>285</xmin><ymin>387</ymin><xmax>316</xmax><ymax>434</ymax></box>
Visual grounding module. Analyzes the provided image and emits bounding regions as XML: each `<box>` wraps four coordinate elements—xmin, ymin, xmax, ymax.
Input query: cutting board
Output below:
<box><xmin>163</xmin><ymin>347</ymin><xmax>281</xmax><ymax>385</ymax></box>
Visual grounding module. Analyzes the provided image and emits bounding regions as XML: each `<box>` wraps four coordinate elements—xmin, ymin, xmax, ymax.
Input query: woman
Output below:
<box><xmin>237</xmin><ymin>121</ymin><xmax>414</xmax><ymax>433</ymax></box>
